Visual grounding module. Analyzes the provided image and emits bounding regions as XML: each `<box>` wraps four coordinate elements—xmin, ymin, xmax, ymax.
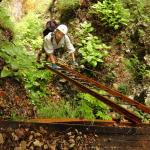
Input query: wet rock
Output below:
<box><xmin>29</xmin><ymin>146</ymin><xmax>34</xmax><ymax>150</ymax></box>
<box><xmin>59</xmin><ymin>79</ymin><xmax>67</xmax><ymax>83</ymax></box>
<box><xmin>76</xmin><ymin>136</ymin><xmax>81</xmax><ymax>141</ymax></box>
<box><xmin>69</xmin><ymin>143</ymin><xmax>75</xmax><ymax>148</ymax></box>
<box><xmin>20</xmin><ymin>141</ymin><xmax>27</xmax><ymax>150</ymax></box>
<box><xmin>144</xmin><ymin>54</ymin><xmax>150</xmax><ymax>66</ymax></box>
<box><xmin>34</xmin><ymin>132</ymin><xmax>42</xmax><ymax>137</ymax></box>
<box><xmin>68</xmin><ymin>138</ymin><xmax>75</xmax><ymax>144</ymax></box>
<box><xmin>129</xmin><ymin>95</ymin><xmax>134</xmax><ymax>99</ymax></box>
<box><xmin>29</xmin><ymin>135</ymin><xmax>33</xmax><ymax>141</ymax></box>
<box><xmin>27</xmin><ymin>141</ymin><xmax>32</xmax><ymax>147</ymax></box>
<box><xmin>145</xmin><ymin>87</ymin><xmax>150</xmax><ymax>106</ymax></box>
<box><xmin>69</xmin><ymin>135</ymin><xmax>75</xmax><ymax>139</ymax></box>
<box><xmin>12</xmin><ymin>132</ymin><xmax>19</xmax><ymax>141</ymax></box>
<box><xmin>50</xmin><ymin>144</ymin><xmax>56</xmax><ymax>150</ymax></box>
<box><xmin>14</xmin><ymin>147</ymin><xmax>22</xmax><ymax>150</ymax></box>
<box><xmin>39</xmin><ymin>127</ymin><xmax>47</xmax><ymax>134</ymax></box>
<box><xmin>43</xmin><ymin>144</ymin><xmax>49</xmax><ymax>149</ymax></box>
<box><xmin>113</xmin><ymin>83</ymin><xmax>118</xmax><ymax>89</ymax></box>
<box><xmin>0</xmin><ymin>125</ymin><xmax>101</xmax><ymax>149</ymax></box>
<box><xmin>15</xmin><ymin>128</ymin><xmax>25</xmax><ymax>139</ymax></box>
<box><xmin>75</xmin><ymin>129</ymin><xmax>78</xmax><ymax>134</ymax></box>
<box><xmin>0</xmin><ymin>133</ymin><xmax>4</xmax><ymax>144</ymax></box>
<box><xmin>67</xmin><ymin>132</ymin><xmax>72</xmax><ymax>136</ymax></box>
<box><xmin>33</xmin><ymin>139</ymin><xmax>43</xmax><ymax>147</ymax></box>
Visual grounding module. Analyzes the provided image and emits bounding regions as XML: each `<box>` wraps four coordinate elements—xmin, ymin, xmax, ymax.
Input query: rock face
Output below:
<box><xmin>0</xmin><ymin>121</ymin><xmax>150</xmax><ymax>150</ymax></box>
<box><xmin>0</xmin><ymin>133</ymin><xmax>4</xmax><ymax>144</ymax></box>
<box><xmin>10</xmin><ymin>0</ymin><xmax>24</xmax><ymax>21</ymax></box>
<box><xmin>144</xmin><ymin>54</ymin><xmax>150</xmax><ymax>67</ymax></box>
<box><xmin>145</xmin><ymin>87</ymin><xmax>150</xmax><ymax>106</ymax></box>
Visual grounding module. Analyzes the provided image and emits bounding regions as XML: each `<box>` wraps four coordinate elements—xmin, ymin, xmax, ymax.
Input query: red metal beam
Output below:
<box><xmin>46</xmin><ymin>65</ymin><xmax>142</xmax><ymax>124</ymax></box>
<box><xmin>28</xmin><ymin>118</ymin><xmax>150</xmax><ymax>127</ymax></box>
<box><xmin>57</xmin><ymin>63</ymin><xmax>150</xmax><ymax>114</ymax></box>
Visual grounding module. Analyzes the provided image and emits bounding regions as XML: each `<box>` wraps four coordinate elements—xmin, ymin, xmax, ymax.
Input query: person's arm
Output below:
<box><xmin>48</xmin><ymin>54</ymin><xmax>56</xmax><ymax>64</ymax></box>
<box><xmin>65</xmin><ymin>35</ymin><xmax>76</xmax><ymax>61</ymax></box>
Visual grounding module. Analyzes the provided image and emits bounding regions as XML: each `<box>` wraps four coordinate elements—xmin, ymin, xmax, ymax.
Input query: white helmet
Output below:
<box><xmin>56</xmin><ymin>24</ymin><xmax>68</xmax><ymax>34</ymax></box>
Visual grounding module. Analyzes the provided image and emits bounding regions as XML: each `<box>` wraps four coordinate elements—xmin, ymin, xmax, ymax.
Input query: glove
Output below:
<box><xmin>72</xmin><ymin>61</ymin><xmax>78</xmax><ymax>66</ymax></box>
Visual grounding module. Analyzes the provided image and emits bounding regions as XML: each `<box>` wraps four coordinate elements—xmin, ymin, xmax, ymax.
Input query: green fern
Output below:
<box><xmin>77</xmin><ymin>92</ymin><xmax>111</xmax><ymax>120</ymax></box>
<box><xmin>76</xmin><ymin>21</ymin><xmax>110</xmax><ymax>67</ymax></box>
<box><xmin>90</xmin><ymin>0</ymin><xmax>130</xmax><ymax>29</ymax></box>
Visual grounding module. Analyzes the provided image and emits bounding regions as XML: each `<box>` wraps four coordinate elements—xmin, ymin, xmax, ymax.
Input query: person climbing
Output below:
<box><xmin>44</xmin><ymin>24</ymin><xmax>77</xmax><ymax>69</ymax></box>
<box><xmin>37</xmin><ymin>20</ymin><xmax>58</xmax><ymax>62</ymax></box>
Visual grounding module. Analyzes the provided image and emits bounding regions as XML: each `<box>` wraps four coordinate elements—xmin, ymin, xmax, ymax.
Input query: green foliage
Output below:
<box><xmin>57</xmin><ymin>0</ymin><xmax>79</xmax><ymax>12</ymax></box>
<box><xmin>118</xmin><ymin>83</ymin><xmax>128</xmax><ymax>94</ymax></box>
<box><xmin>90</xmin><ymin>0</ymin><xmax>130</xmax><ymax>29</ymax></box>
<box><xmin>77</xmin><ymin>92</ymin><xmax>111</xmax><ymax>120</ymax></box>
<box><xmin>0</xmin><ymin>42</ymin><xmax>52</xmax><ymax>106</ymax></box>
<box><xmin>124</xmin><ymin>56</ymin><xmax>150</xmax><ymax>82</ymax></box>
<box><xmin>0</xmin><ymin>8</ymin><xmax>51</xmax><ymax>106</ymax></box>
<box><xmin>76</xmin><ymin>100</ymin><xmax>95</xmax><ymax>119</ymax></box>
<box><xmin>134</xmin><ymin>109</ymin><xmax>150</xmax><ymax>123</ymax></box>
<box><xmin>10</xmin><ymin>112</ymin><xmax>26</xmax><ymax>121</ymax></box>
<box><xmin>35</xmin><ymin>0</ymin><xmax>50</xmax><ymax>15</ymax></box>
<box><xmin>0</xmin><ymin>6</ymin><xmax>13</xmax><ymax>29</ymax></box>
<box><xmin>76</xmin><ymin>21</ymin><xmax>110</xmax><ymax>67</ymax></box>
<box><xmin>15</xmin><ymin>12</ymin><xmax>43</xmax><ymax>50</ymax></box>
<box><xmin>38</xmin><ymin>101</ymin><xmax>77</xmax><ymax>118</ymax></box>
<box><xmin>105</xmin><ymin>71</ymin><xmax>117</xmax><ymax>83</ymax></box>
<box><xmin>123</xmin><ymin>0</ymin><xmax>150</xmax><ymax>23</ymax></box>
<box><xmin>38</xmin><ymin>91</ymin><xmax>111</xmax><ymax>120</ymax></box>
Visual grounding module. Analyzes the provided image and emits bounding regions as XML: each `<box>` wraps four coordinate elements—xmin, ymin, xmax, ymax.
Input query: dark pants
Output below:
<box><xmin>53</xmin><ymin>47</ymin><xmax>65</xmax><ymax>58</ymax></box>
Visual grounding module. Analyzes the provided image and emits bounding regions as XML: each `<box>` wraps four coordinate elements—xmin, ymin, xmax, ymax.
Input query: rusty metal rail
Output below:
<box><xmin>28</xmin><ymin>118</ymin><xmax>150</xmax><ymax>127</ymax></box>
<box><xmin>46</xmin><ymin>64</ymin><xmax>142</xmax><ymax>124</ymax></box>
<box><xmin>56</xmin><ymin>62</ymin><xmax>150</xmax><ymax>114</ymax></box>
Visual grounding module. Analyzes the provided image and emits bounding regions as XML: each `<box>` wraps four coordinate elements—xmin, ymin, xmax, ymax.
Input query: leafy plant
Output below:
<box><xmin>76</xmin><ymin>100</ymin><xmax>95</xmax><ymax>119</ymax></box>
<box><xmin>0</xmin><ymin>8</ymin><xmax>51</xmax><ymax>106</ymax></box>
<box><xmin>37</xmin><ymin>101</ymin><xmax>78</xmax><ymax>118</ymax></box>
<box><xmin>10</xmin><ymin>112</ymin><xmax>26</xmax><ymax>121</ymax></box>
<box><xmin>57</xmin><ymin>0</ymin><xmax>79</xmax><ymax>12</ymax></box>
<box><xmin>0</xmin><ymin>41</ymin><xmax>52</xmax><ymax>106</ymax></box>
<box><xmin>76</xmin><ymin>21</ymin><xmax>110</xmax><ymax>67</ymax></box>
<box><xmin>90</xmin><ymin>0</ymin><xmax>130</xmax><ymax>29</ymax></box>
<box><xmin>105</xmin><ymin>72</ymin><xmax>117</xmax><ymax>83</ymax></box>
<box><xmin>0</xmin><ymin>6</ymin><xmax>13</xmax><ymax>30</ymax></box>
<box><xmin>14</xmin><ymin>12</ymin><xmax>43</xmax><ymax>50</ymax></box>
<box><xmin>123</xmin><ymin>0</ymin><xmax>150</xmax><ymax>23</ymax></box>
<box><xmin>118</xmin><ymin>83</ymin><xmax>128</xmax><ymax>94</ymax></box>
<box><xmin>38</xmin><ymin>91</ymin><xmax>111</xmax><ymax>120</ymax></box>
<box><xmin>124</xmin><ymin>56</ymin><xmax>150</xmax><ymax>82</ymax></box>
<box><xmin>76</xmin><ymin>92</ymin><xmax>111</xmax><ymax>120</ymax></box>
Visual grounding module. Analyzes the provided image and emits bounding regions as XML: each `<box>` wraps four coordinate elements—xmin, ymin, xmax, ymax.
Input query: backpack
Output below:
<box><xmin>43</xmin><ymin>20</ymin><xmax>58</xmax><ymax>37</ymax></box>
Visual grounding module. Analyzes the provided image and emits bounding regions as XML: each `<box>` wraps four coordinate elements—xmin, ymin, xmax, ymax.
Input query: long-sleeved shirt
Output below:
<box><xmin>44</xmin><ymin>32</ymin><xmax>75</xmax><ymax>54</ymax></box>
